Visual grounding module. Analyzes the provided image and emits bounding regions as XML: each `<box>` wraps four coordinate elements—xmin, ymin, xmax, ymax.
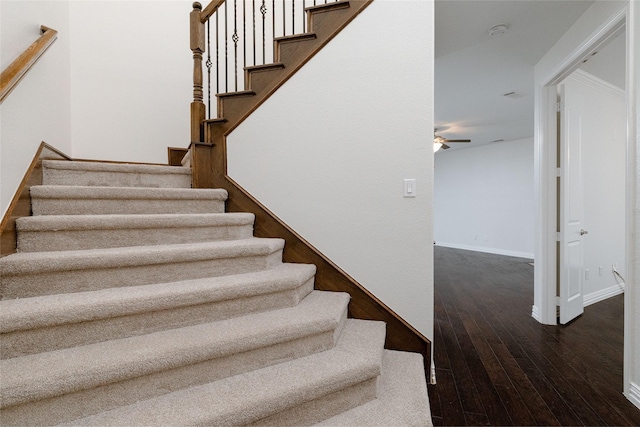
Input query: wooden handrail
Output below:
<box><xmin>200</xmin><ymin>0</ymin><xmax>225</xmax><ymax>23</ymax></box>
<box><xmin>0</xmin><ymin>26</ymin><xmax>58</xmax><ymax>104</ymax></box>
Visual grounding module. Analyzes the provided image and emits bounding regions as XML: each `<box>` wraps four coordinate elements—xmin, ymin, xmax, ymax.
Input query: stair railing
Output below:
<box><xmin>189</xmin><ymin>0</ymin><xmax>336</xmax><ymax>143</ymax></box>
<box><xmin>0</xmin><ymin>26</ymin><xmax>58</xmax><ymax>104</ymax></box>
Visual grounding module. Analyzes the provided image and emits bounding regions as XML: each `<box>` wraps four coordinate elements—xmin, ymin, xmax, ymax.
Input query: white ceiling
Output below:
<box><xmin>434</xmin><ymin>0</ymin><xmax>597</xmax><ymax>150</ymax></box>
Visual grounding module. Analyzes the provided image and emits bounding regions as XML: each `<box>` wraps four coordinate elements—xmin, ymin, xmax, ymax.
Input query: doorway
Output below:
<box><xmin>556</xmin><ymin>35</ymin><xmax>626</xmax><ymax>324</ymax></box>
<box><xmin>534</xmin><ymin>4</ymin><xmax>636</xmax><ymax>406</ymax></box>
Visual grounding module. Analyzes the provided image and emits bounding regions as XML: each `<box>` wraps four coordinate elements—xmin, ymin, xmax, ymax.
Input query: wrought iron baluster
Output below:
<box><xmin>233</xmin><ymin>0</ymin><xmax>239</xmax><ymax>91</ymax></box>
<box><xmin>224</xmin><ymin>1</ymin><xmax>228</xmax><ymax>93</ymax></box>
<box><xmin>292</xmin><ymin>0</ymin><xmax>295</xmax><ymax>34</ymax></box>
<box><xmin>282</xmin><ymin>0</ymin><xmax>285</xmax><ymax>36</ymax></box>
<box><xmin>261</xmin><ymin>0</ymin><xmax>267</xmax><ymax>64</ymax></box>
<box><xmin>216</xmin><ymin>10</ymin><xmax>220</xmax><ymax>97</ymax></box>
<box><xmin>252</xmin><ymin>0</ymin><xmax>257</xmax><ymax>65</ymax></box>
<box><xmin>243</xmin><ymin>0</ymin><xmax>247</xmax><ymax>82</ymax></box>
<box><xmin>303</xmin><ymin>0</ymin><xmax>306</xmax><ymax>33</ymax></box>
<box><xmin>206</xmin><ymin>20</ymin><xmax>212</xmax><ymax>119</ymax></box>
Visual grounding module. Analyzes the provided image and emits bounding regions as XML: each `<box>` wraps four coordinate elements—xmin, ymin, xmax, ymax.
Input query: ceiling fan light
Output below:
<box><xmin>434</xmin><ymin>142</ymin><xmax>443</xmax><ymax>152</ymax></box>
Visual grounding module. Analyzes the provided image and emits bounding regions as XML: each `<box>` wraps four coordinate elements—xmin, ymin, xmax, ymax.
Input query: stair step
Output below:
<box><xmin>16</xmin><ymin>212</ymin><xmax>255</xmax><ymax>252</ymax></box>
<box><xmin>0</xmin><ymin>238</ymin><xmax>284</xmax><ymax>299</ymax></box>
<box><xmin>0</xmin><ymin>291</ymin><xmax>351</xmax><ymax>425</ymax></box>
<box><xmin>245</xmin><ymin>62</ymin><xmax>286</xmax><ymax>94</ymax></box>
<box><xmin>0</xmin><ymin>263</ymin><xmax>316</xmax><ymax>358</ymax></box>
<box><xmin>317</xmin><ymin>350</ymin><xmax>432</xmax><ymax>426</ymax></box>
<box><xmin>42</xmin><ymin>160</ymin><xmax>192</xmax><ymax>188</ymax></box>
<box><xmin>274</xmin><ymin>33</ymin><xmax>319</xmax><ymax>66</ymax></box>
<box><xmin>216</xmin><ymin>89</ymin><xmax>257</xmax><ymax>119</ymax></box>
<box><xmin>30</xmin><ymin>185</ymin><xmax>227</xmax><ymax>215</ymax></box>
<box><xmin>59</xmin><ymin>319</ymin><xmax>384</xmax><ymax>427</ymax></box>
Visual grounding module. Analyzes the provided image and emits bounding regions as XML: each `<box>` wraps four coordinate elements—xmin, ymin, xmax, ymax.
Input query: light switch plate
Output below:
<box><xmin>403</xmin><ymin>179</ymin><xmax>416</xmax><ymax>198</ymax></box>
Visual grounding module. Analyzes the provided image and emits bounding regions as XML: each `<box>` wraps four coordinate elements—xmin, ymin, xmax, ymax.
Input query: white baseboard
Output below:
<box><xmin>531</xmin><ymin>305</ymin><xmax>540</xmax><ymax>322</ymax></box>
<box><xmin>435</xmin><ymin>242</ymin><xmax>534</xmax><ymax>260</ymax></box>
<box><xmin>583</xmin><ymin>283</ymin><xmax>625</xmax><ymax>307</ymax></box>
<box><xmin>628</xmin><ymin>381</ymin><xmax>640</xmax><ymax>410</ymax></box>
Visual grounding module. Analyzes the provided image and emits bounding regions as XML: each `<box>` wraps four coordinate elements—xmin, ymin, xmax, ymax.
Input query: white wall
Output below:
<box><xmin>68</xmin><ymin>0</ymin><xmax>191</xmax><ymax>163</ymax></box>
<box><xmin>2</xmin><ymin>0</ymin><xmax>193</xmax><ymax>217</ymax></box>
<box><xmin>227</xmin><ymin>0</ymin><xmax>434</xmax><ymax>341</ymax></box>
<box><xmin>434</xmin><ymin>137</ymin><xmax>534</xmax><ymax>258</ymax></box>
<box><xmin>1</xmin><ymin>0</ymin><xmax>72</xmax><ymax>218</ymax></box>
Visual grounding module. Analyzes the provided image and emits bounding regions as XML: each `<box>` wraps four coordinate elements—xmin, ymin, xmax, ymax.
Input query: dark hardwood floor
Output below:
<box><xmin>428</xmin><ymin>246</ymin><xmax>640</xmax><ymax>426</ymax></box>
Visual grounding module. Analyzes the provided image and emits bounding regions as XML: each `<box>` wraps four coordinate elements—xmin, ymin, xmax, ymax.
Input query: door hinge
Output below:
<box><xmin>556</xmin><ymin>296</ymin><xmax>561</xmax><ymax>306</ymax></box>
<box><xmin>556</xmin><ymin>168</ymin><xmax>563</xmax><ymax>177</ymax></box>
<box><xmin>556</xmin><ymin>101</ymin><xmax>563</xmax><ymax>112</ymax></box>
<box><xmin>556</xmin><ymin>232</ymin><xmax>561</xmax><ymax>242</ymax></box>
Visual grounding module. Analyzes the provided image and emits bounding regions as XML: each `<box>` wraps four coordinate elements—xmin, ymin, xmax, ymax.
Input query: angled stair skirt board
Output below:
<box><xmin>0</xmin><ymin>159</ymin><xmax>432</xmax><ymax>426</ymax></box>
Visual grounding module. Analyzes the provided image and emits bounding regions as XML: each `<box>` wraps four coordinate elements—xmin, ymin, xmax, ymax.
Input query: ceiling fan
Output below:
<box><xmin>434</xmin><ymin>129</ymin><xmax>470</xmax><ymax>152</ymax></box>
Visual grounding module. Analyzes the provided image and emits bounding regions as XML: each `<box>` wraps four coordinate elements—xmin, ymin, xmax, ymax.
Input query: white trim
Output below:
<box><xmin>623</xmin><ymin>0</ymin><xmax>638</xmax><ymax>408</ymax></box>
<box><xmin>430</xmin><ymin>363</ymin><xmax>437</xmax><ymax>385</ymax></box>
<box><xmin>568</xmin><ymin>69</ymin><xmax>625</xmax><ymax>96</ymax></box>
<box><xmin>531</xmin><ymin>305</ymin><xmax>541</xmax><ymax>322</ymax></box>
<box><xmin>628</xmin><ymin>382</ymin><xmax>640</xmax><ymax>409</ymax></box>
<box><xmin>434</xmin><ymin>242</ymin><xmax>533</xmax><ymax>260</ymax></box>
<box><xmin>583</xmin><ymin>283</ymin><xmax>625</xmax><ymax>307</ymax></box>
<box><xmin>544</xmin><ymin>7</ymin><xmax>627</xmax><ymax>88</ymax></box>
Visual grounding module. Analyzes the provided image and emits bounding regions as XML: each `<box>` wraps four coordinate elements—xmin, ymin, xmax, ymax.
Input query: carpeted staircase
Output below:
<box><xmin>0</xmin><ymin>160</ymin><xmax>431</xmax><ymax>426</ymax></box>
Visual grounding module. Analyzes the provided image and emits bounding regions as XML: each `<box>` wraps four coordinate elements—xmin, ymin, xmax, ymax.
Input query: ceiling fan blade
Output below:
<box><xmin>443</xmin><ymin>139</ymin><xmax>471</xmax><ymax>143</ymax></box>
<box><xmin>441</xmin><ymin>144</ymin><xmax>451</xmax><ymax>150</ymax></box>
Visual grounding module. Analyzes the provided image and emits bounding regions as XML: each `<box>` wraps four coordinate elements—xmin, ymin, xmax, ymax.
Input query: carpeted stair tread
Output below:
<box><xmin>62</xmin><ymin>319</ymin><xmax>385</xmax><ymax>427</ymax></box>
<box><xmin>316</xmin><ymin>350</ymin><xmax>433</xmax><ymax>426</ymax></box>
<box><xmin>0</xmin><ymin>238</ymin><xmax>285</xmax><ymax>298</ymax></box>
<box><xmin>42</xmin><ymin>160</ymin><xmax>191</xmax><ymax>188</ymax></box>
<box><xmin>0</xmin><ymin>291</ymin><xmax>351</xmax><ymax>411</ymax></box>
<box><xmin>30</xmin><ymin>185</ymin><xmax>227</xmax><ymax>215</ymax></box>
<box><xmin>16</xmin><ymin>212</ymin><xmax>255</xmax><ymax>252</ymax></box>
<box><xmin>0</xmin><ymin>263</ymin><xmax>316</xmax><ymax>358</ymax></box>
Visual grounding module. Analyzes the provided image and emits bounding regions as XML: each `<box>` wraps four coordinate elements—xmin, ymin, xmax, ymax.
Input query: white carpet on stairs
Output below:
<box><xmin>0</xmin><ymin>159</ymin><xmax>432</xmax><ymax>426</ymax></box>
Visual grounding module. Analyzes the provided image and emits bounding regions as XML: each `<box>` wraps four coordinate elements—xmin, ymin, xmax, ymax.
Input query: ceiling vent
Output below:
<box><xmin>502</xmin><ymin>91</ymin><xmax>523</xmax><ymax>99</ymax></box>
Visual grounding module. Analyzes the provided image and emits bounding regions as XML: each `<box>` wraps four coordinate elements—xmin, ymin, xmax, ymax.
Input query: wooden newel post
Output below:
<box><xmin>190</xmin><ymin>2</ymin><xmax>206</xmax><ymax>143</ymax></box>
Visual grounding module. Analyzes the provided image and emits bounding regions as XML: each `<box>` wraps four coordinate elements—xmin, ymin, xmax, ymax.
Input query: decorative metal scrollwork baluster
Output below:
<box><xmin>206</xmin><ymin>20</ymin><xmax>212</xmax><ymax>119</ymax></box>
<box><xmin>233</xmin><ymin>0</ymin><xmax>239</xmax><ymax>91</ymax></box>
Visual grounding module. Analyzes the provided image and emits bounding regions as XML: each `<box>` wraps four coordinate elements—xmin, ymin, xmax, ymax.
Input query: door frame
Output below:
<box><xmin>533</xmin><ymin>2</ymin><xmax>637</xmax><ymax>404</ymax></box>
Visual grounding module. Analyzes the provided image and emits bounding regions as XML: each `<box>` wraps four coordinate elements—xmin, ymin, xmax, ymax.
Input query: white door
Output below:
<box><xmin>558</xmin><ymin>78</ymin><xmax>585</xmax><ymax>324</ymax></box>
